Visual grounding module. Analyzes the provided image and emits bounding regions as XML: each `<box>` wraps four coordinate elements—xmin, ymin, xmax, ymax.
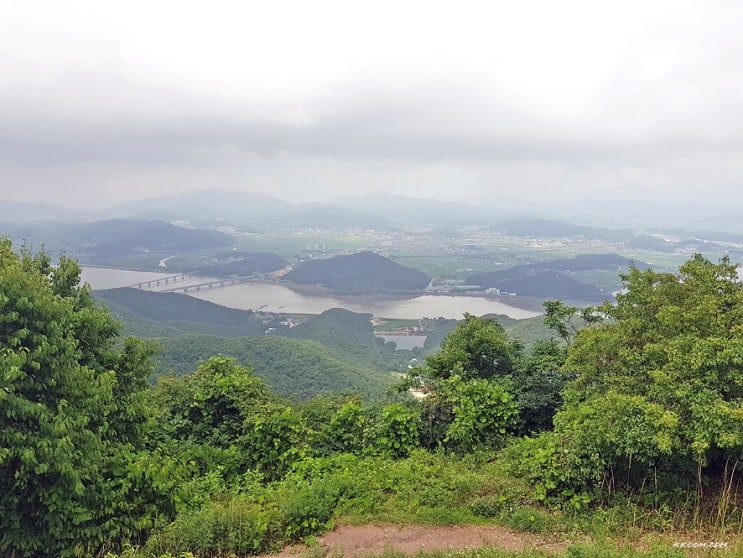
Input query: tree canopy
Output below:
<box><xmin>409</xmin><ymin>314</ymin><xmax>524</xmax><ymax>451</ymax></box>
<box><xmin>425</xmin><ymin>313</ymin><xmax>521</xmax><ymax>380</ymax></box>
<box><xmin>550</xmin><ymin>255</ymin><xmax>743</xmax><ymax>493</ymax></box>
<box><xmin>0</xmin><ymin>240</ymin><xmax>171</xmax><ymax>557</ymax></box>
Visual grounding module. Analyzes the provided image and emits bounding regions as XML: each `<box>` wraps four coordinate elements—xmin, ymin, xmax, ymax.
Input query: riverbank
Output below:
<box><xmin>82</xmin><ymin>266</ymin><xmax>546</xmax><ymax>320</ymax></box>
<box><xmin>188</xmin><ymin>282</ymin><xmax>544</xmax><ymax>320</ymax></box>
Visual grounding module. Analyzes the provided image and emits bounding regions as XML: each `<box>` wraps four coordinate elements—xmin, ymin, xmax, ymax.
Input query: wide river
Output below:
<box><xmin>81</xmin><ymin>267</ymin><xmax>542</xmax><ymax>320</ymax></box>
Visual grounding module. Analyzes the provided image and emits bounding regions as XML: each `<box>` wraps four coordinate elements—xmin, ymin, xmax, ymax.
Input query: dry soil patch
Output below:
<box><xmin>268</xmin><ymin>524</ymin><xmax>565</xmax><ymax>558</ymax></box>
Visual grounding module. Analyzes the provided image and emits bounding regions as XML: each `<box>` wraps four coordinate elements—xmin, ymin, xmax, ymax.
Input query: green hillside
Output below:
<box><xmin>420</xmin><ymin>318</ymin><xmax>458</xmax><ymax>355</ymax></box>
<box><xmin>111</xmin><ymin>188</ymin><xmax>295</xmax><ymax>221</ymax></box>
<box><xmin>466</xmin><ymin>253</ymin><xmax>644</xmax><ymax>302</ymax></box>
<box><xmin>95</xmin><ymin>298</ymin><xmax>209</xmax><ymax>338</ymax></box>
<box><xmin>283</xmin><ymin>250</ymin><xmax>430</xmax><ymax>293</ymax></box>
<box><xmin>286</xmin><ymin>308</ymin><xmax>401</xmax><ymax>369</ymax></box>
<box><xmin>95</xmin><ymin>289</ymin><xmax>404</xmax><ymax>398</ymax></box>
<box><xmin>469</xmin><ymin>268</ymin><xmax>606</xmax><ymax>301</ymax></box>
<box><xmin>503</xmin><ymin>314</ymin><xmax>558</xmax><ymax>349</ymax></box>
<box><xmin>156</xmin><ymin>334</ymin><xmax>395</xmax><ymax>399</ymax></box>
<box><xmin>95</xmin><ymin>288</ymin><xmax>266</xmax><ymax>337</ymax></box>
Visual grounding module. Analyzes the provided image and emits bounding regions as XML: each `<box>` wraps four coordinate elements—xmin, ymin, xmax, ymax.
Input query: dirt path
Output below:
<box><xmin>269</xmin><ymin>524</ymin><xmax>566</xmax><ymax>558</ymax></box>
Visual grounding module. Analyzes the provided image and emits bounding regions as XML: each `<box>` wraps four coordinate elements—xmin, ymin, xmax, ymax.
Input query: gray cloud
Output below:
<box><xmin>1</xmin><ymin>0</ymin><xmax>743</xmax><ymax>212</ymax></box>
<box><xmin>4</xmin><ymin>77</ymin><xmax>740</xmax><ymax>170</ymax></box>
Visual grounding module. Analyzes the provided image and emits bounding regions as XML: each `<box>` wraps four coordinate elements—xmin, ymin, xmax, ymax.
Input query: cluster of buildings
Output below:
<box><xmin>424</xmin><ymin>281</ymin><xmax>516</xmax><ymax>297</ymax></box>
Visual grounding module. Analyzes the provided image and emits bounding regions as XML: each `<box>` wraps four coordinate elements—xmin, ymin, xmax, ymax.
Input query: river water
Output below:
<box><xmin>81</xmin><ymin>267</ymin><xmax>542</xmax><ymax>320</ymax></box>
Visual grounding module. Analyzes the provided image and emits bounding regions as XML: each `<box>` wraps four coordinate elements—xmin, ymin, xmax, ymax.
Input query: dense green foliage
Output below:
<box><xmin>542</xmin><ymin>300</ymin><xmax>601</xmax><ymax>345</ymax></box>
<box><xmin>509</xmin><ymin>255</ymin><xmax>743</xmax><ymax>505</ymax></box>
<box><xmin>8</xmin><ymin>243</ymin><xmax>743</xmax><ymax>557</ymax></box>
<box><xmin>153</xmin><ymin>357</ymin><xmax>308</xmax><ymax>481</ymax></box>
<box><xmin>512</xmin><ymin>339</ymin><xmax>572</xmax><ymax>434</ymax></box>
<box><xmin>425</xmin><ymin>314</ymin><xmax>521</xmax><ymax>380</ymax></box>
<box><xmin>286</xmin><ymin>308</ymin><xmax>401</xmax><ymax>369</ymax></box>
<box><xmin>157</xmin><ymin>334</ymin><xmax>396</xmax><ymax>399</ymax></box>
<box><xmin>410</xmin><ymin>315</ymin><xmax>563</xmax><ymax>450</ymax></box>
<box><xmin>0</xmin><ymin>240</ymin><xmax>175</xmax><ymax>557</ymax></box>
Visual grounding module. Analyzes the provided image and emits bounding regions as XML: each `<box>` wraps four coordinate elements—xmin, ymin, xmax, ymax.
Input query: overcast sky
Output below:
<box><xmin>1</xmin><ymin>0</ymin><xmax>742</xmax><ymax>212</ymax></box>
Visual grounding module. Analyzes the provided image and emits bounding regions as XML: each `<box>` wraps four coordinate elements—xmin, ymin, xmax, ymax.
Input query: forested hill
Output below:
<box><xmin>156</xmin><ymin>335</ymin><xmax>396</xmax><ymax>399</ymax></box>
<box><xmin>93</xmin><ymin>288</ymin><xmax>405</xmax><ymax>398</ymax></box>
<box><xmin>286</xmin><ymin>308</ymin><xmax>398</xmax><ymax>369</ymax></box>
<box><xmin>469</xmin><ymin>269</ymin><xmax>605</xmax><ymax>301</ymax></box>
<box><xmin>96</xmin><ymin>288</ymin><xmax>266</xmax><ymax>337</ymax></box>
<box><xmin>467</xmin><ymin>253</ymin><xmax>647</xmax><ymax>302</ymax></box>
<box><xmin>283</xmin><ymin>251</ymin><xmax>430</xmax><ymax>293</ymax></box>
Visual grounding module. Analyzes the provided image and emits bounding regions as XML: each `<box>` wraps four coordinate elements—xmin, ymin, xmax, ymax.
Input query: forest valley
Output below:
<box><xmin>4</xmin><ymin>237</ymin><xmax>743</xmax><ymax>558</ymax></box>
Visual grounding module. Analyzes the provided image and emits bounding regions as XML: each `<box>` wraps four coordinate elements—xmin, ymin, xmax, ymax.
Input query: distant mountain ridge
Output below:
<box><xmin>107</xmin><ymin>188</ymin><xmax>295</xmax><ymax>221</ymax></box>
<box><xmin>487</xmin><ymin>218</ymin><xmax>634</xmax><ymax>242</ymax></box>
<box><xmin>94</xmin><ymin>188</ymin><xmax>738</xmax><ymax>242</ymax></box>
<box><xmin>534</xmin><ymin>253</ymin><xmax>650</xmax><ymax>272</ymax></box>
<box><xmin>0</xmin><ymin>200</ymin><xmax>76</xmax><ymax>220</ymax></box>
<box><xmin>102</xmin><ymin>189</ymin><xmax>507</xmax><ymax>228</ymax></box>
<box><xmin>284</xmin><ymin>206</ymin><xmax>394</xmax><ymax>230</ymax></box>
<box><xmin>73</xmin><ymin>219</ymin><xmax>232</xmax><ymax>257</ymax></box>
<box><xmin>9</xmin><ymin>189</ymin><xmax>743</xmax><ymax>270</ymax></box>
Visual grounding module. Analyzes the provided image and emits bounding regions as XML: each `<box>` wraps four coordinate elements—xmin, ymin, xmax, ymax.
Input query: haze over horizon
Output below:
<box><xmin>2</xmin><ymin>1</ymin><xmax>742</xmax><ymax>214</ymax></box>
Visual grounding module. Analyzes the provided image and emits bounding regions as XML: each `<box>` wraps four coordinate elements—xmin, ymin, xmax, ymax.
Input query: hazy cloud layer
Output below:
<box><xmin>1</xmin><ymin>0</ymin><xmax>742</xmax><ymax>211</ymax></box>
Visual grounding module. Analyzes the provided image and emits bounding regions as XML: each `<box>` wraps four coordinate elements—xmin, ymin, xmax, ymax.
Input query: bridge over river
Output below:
<box><xmin>125</xmin><ymin>268</ymin><xmax>291</xmax><ymax>294</ymax></box>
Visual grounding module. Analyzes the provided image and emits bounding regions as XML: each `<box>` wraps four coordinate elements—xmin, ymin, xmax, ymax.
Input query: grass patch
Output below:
<box><xmin>507</xmin><ymin>506</ymin><xmax>551</xmax><ymax>534</ymax></box>
<box><xmin>118</xmin><ymin>451</ymin><xmax>743</xmax><ymax>557</ymax></box>
<box><xmin>359</xmin><ymin>543</ymin><xmax>690</xmax><ymax>558</ymax></box>
<box><xmin>236</xmin><ymin>234</ymin><xmax>369</xmax><ymax>257</ymax></box>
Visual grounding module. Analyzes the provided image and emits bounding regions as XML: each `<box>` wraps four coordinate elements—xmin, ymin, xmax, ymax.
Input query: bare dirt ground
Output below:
<box><xmin>268</xmin><ymin>524</ymin><xmax>567</xmax><ymax>558</ymax></box>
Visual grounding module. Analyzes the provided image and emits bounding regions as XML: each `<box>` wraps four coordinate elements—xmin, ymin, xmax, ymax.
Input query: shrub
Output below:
<box><xmin>281</xmin><ymin>481</ymin><xmax>341</xmax><ymax>540</ymax></box>
<box><xmin>470</xmin><ymin>495</ymin><xmax>508</xmax><ymax>518</ymax></box>
<box><xmin>503</xmin><ymin>433</ymin><xmax>597</xmax><ymax>508</ymax></box>
<box><xmin>146</xmin><ymin>495</ymin><xmax>278</xmax><ymax>557</ymax></box>
<box><xmin>507</xmin><ymin>505</ymin><xmax>549</xmax><ymax>533</ymax></box>
<box><xmin>373</xmin><ymin>403</ymin><xmax>420</xmax><ymax>458</ymax></box>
